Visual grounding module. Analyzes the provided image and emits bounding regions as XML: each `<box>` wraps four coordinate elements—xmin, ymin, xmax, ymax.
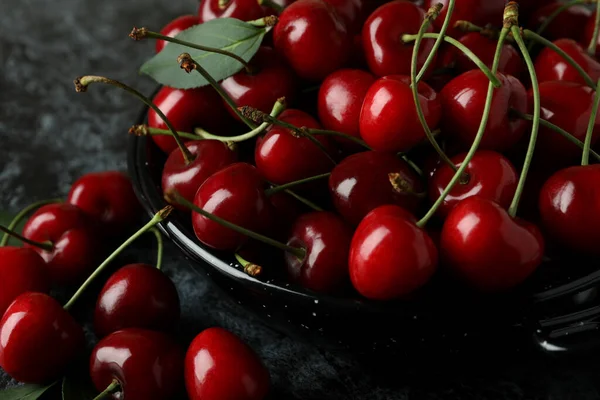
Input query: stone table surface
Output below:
<box><xmin>2</xmin><ymin>0</ymin><xmax>600</xmax><ymax>398</ymax></box>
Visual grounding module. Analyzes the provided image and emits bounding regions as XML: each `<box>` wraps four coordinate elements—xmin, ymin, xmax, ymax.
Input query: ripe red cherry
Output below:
<box><xmin>285</xmin><ymin>212</ymin><xmax>353</xmax><ymax>293</ymax></box>
<box><xmin>534</xmin><ymin>39</ymin><xmax>600</xmax><ymax>86</ymax></box>
<box><xmin>584</xmin><ymin>12</ymin><xmax>600</xmax><ymax>57</ymax></box>
<box><xmin>323</xmin><ymin>0</ymin><xmax>365</xmax><ymax>33</ymax></box>
<box><xmin>450</xmin><ymin>32</ymin><xmax>523</xmax><ymax>77</ymax></box>
<box><xmin>441</xmin><ymin>197</ymin><xmax>544</xmax><ymax>292</ymax></box>
<box><xmin>0</xmin><ymin>247</ymin><xmax>49</xmax><ymax>317</ymax></box>
<box><xmin>362</xmin><ymin>1</ymin><xmax>435</xmax><ymax>78</ymax></box>
<box><xmin>255</xmin><ymin>109</ymin><xmax>336</xmax><ymax>185</ymax></box>
<box><xmin>185</xmin><ymin>327</ymin><xmax>270</xmax><ymax>400</ymax></box>
<box><xmin>329</xmin><ymin>151</ymin><xmax>422</xmax><ymax>226</ymax></box>
<box><xmin>148</xmin><ymin>86</ymin><xmax>233</xmax><ymax>154</ymax></box>
<box><xmin>162</xmin><ymin>140</ymin><xmax>238</xmax><ymax>208</ymax></box>
<box><xmin>155</xmin><ymin>15</ymin><xmax>199</xmax><ymax>53</ymax></box>
<box><xmin>349</xmin><ymin>205</ymin><xmax>437</xmax><ymax>300</ymax></box>
<box><xmin>424</xmin><ymin>0</ymin><xmax>505</xmax><ymax>38</ymax></box>
<box><xmin>22</xmin><ymin>203</ymin><xmax>98</xmax><ymax>286</ymax></box>
<box><xmin>199</xmin><ymin>0</ymin><xmax>265</xmax><ymax>22</ymax></box>
<box><xmin>67</xmin><ymin>171</ymin><xmax>140</xmax><ymax>233</ymax></box>
<box><xmin>192</xmin><ymin>163</ymin><xmax>274</xmax><ymax>250</ymax></box>
<box><xmin>94</xmin><ymin>264</ymin><xmax>180</xmax><ymax>338</ymax></box>
<box><xmin>528</xmin><ymin>2</ymin><xmax>591</xmax><ymax>43</ymax></box>
<box><xmin>429</xmin><ymin>150</ymin><xmax>518</xmax><ymax>219</ymax></box>
<box><xmin>273</xmin><ymin>0</ymin><xmax>351</xmax><ymax>82</ymax></box>
<box><xmin>359</xmin><ymin>75</ymin><xmax>441</xmax><ymax>152</ymax></box>
<box><xmin>91</xmin><ymin>328</ymin><xmax>184</xmax><ymax>400</ymax></box>
<box><xmin>0</xmin><ymin>292</ymin><xmax>84</xmax><ymax>383</ymax></box>
<box><xmin>440</xmin><ymin>70</ymin><xmax>528</xmax><ymax>152</ymax></box>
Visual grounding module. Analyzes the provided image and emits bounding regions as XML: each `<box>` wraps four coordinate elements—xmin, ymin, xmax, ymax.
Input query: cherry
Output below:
<box><xmin>273</xmin><ymin>0</ymin><xmax>352</xmax><ymax>82</ymax></box>
<box><xmin>0</xmin><ymin>247</ymin><xmax>49</xmax><ymax>317</ymax></box>
<box><xmin>255</xmin><ymin>109</ymin><xmax>336</xmax><ymax>185</ymax></box>
<box><xmin>528</xmin><ymin>1</ymin><xmax>591</xmax><ymax>43</ymax></box>
<box><xmin>185</xmin><ymin>327</ymin><xmax>270</xmax><ymax>400</ymax></box>
<box><xmin>423</xmin><ymin>0</ymin><xmax>505</xmax><ymax>38</ymax></box>
<box><xmin>329</xmin><ymin>151</ymin><xmax>423</xmax><ymax>226</ymax></box>
<box><xmin>534</xmin><ymin>39</ymin><xmax>600</xmax><ymax>86</ymax></box>
<box><xmin>93</xmin><ymin>264</ymin><xmax>180</xmax><ymax>338</ymax></box>
<box><xmin>22</xmin><ymin>203</ymin><xmax>98</xmax><ymax>285</ymax></box>
<box><xmin>349</xmin><ymin>205</ymin><xmax>437</xmax><ymax>300</ymax></box>
<box><xmin>429</xmin><ymin>150</ymin><xmax>518</xmax><ymax>219</ymax></box>
<box><xmin>90</xmin><ymin>328</ymin><xmax>184</xmax><ymax>400</ymax></box>
<box><xmin>359</xmin><ymin>75</ymin><xmax>441</xmax><ymax>152</ymax></box>
<box><xmin>439</xmin><ymin>70</ymin><xmax>528</xmax><ymax>152</ymax></box>
<box><xmin>583</xmin><ymin>12</ymin><xmax>600</xmax><ymax>58</ymax></box>
<box><xmin>362</xmin><ymin>1</ymin><xmax>435</xmax><ymax>78</ymax></box>
<box><xmin>199</xmin><ymin>0</ymin><xmax>265</xmax><ymax>23</ymax></box>
<box><xmin>162</xmin><ymin>140</ymin><xmax>238</xmax><ymax>208</ymax></box>
<box><xmin>285</xmin><ymin>211</ymin><xmax>353</xmax><ymax>293</ymax></box>
<box><xmin>155</xmin><ymin>15</ymin><xmax>199</xmax><ymax>53</ymax></box>
<box><xmin>0</xmin><ymin>292</ymin><xmax>84</xmax><ymax>383</ymax></box>
<box><xmin>67</xmin><ymin>171</ymin><xmax>141</xmax><ymax>233</ymax></box>
<box><xmin>440</xmin><ymin>197</ymin><xmax>544</xmax><ymax>292</ymax></box>
<box><xmin>323</xmin><ymin>0</ymin><xmax>365</xmax><ymax>33</ymax></box>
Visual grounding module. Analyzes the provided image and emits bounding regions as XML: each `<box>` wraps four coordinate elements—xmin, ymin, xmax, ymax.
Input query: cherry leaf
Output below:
<box><xmin>139</xmin><ymin>18</ymin><xmax>267</xmax><ymax>89</ymax></box>
<box><xmin>61</xmin><ymin>375</ymin><xmax>97</xmax><ymax>400</ymax></box>
<box><xmin>0</xmin><ymin>382</ymin><xmax>56</xmax><ymax>400</ymax></box>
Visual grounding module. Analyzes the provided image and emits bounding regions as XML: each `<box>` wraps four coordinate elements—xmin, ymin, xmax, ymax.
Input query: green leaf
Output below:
<box><xmin>61</xmin><ymin>375</ymin><xmax>97</xmax><ymax>400</ymax></box>
<box><xmin>0</xmin><ymin>382</ymin><xmax>56</xmax><ymax>400</ymax></box>
<box><xmin>139</xmin><ymin>18</ymin><xmax>267</xmax><ymax>89</ymax></box>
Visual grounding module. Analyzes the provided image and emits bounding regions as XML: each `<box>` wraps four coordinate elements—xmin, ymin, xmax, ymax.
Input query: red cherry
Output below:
<box><xmin>255</xmin><ymin>109</ymin><xmax>336</xmax><ymax>184</ymax></box>
<box><xmin>429</xmin><ymin>150</ymin><xmax>518</xmax><ymax>219</ymax></box>
<box><xmin>0</xmin><ymin>292</ymin><xmax>84</xmax><ymax>383</ymax></box>
<box><xmin>273</xmin><ymin>0</ymin><xmax>351</xmax><ymax>82</ymax></box>
<box><xmin>0</xmin><ymin>247</ymin><xmax>49</xmax><ymax>317</ymax></box>
<box><xmin>67</xmin><ymin>171</ymin><xmax>140</xmax><ymax>233</ymax></box>
<box><xmin>162</xmin><ymin>140</ymin><xmax>238</xmax><ymax>208</ymax></box>
<box><xmin>439</xmin><ymin>70</ymin><xmax>528</xmax><ymax>152</ymax></box>
<box><xmin>349</xmin><ymin>205</ymin><xmax>437</xmax><ymax>300</ymax></box>
<box><xmin>441</xmin><ymin>197</ymin><xmax>544</xmax><ymax>292</ymax></box>
<box><xmin>185</xmin><ymin>327</ymin><xmax>270</xmax><ymax>400</ymax></box>
<box><xmin>362</xmin><ymin>1</ymin><xmax>435</xmax><ymax>78</ymax></box>
<box><xmin>359</xmin><ymin>75</ymin><xmax>441</xmax><ymax>152</ymax></box>
<box><xmin>583</xmin><ymin>12</ymin><xmax>600</xmax><ymax>58</ymax></box>
<box><xmin>22</xmin><ymin>203</ymin><xmax>98</xmax><ymax>285</ymax></box>
<box><xmin>199</xmin><ymin>0</ymin><xmax>265</xmax><ymax>22</ymax></box>
<box><xmin>423</xmin><ymin>0</ymin><xmax>505</xmax><ymax>38</ymax></box>
<box><xmin>323</xmin><ymin>0</ymin><xmax>365</xmax><ymax>33</ymax></box>
<box><xmin>285</xmin><ymin>211</ymin><xmax>353</xmax><ymax>293</ymax></box>
<box><xmin>451</xmin><ymin>32</ymin><xmax>523</xmax><ymax>77</ymax></box>
<box><xmin>329</xmin><ymin>151</ymin><xmax>422</xmax><ymax>226</ymax></box>
<box><xmin>534</xmin><ymin>39</ymin><xmax>600</xmax><ymax>86</ymax></box>
<box><xmin>528</xmin><ymin>2</ymin><xmax>591</xmax><ymax>43</ymax></box>
<box><xmin>155</xmin><ymin>15</ymin><xmax>199</xmax><ymax>53</ymax></box>
<box><xmin>91</xmin><ymin>328</ymin><xmax>184</xmax><ymax>400</ymax></box>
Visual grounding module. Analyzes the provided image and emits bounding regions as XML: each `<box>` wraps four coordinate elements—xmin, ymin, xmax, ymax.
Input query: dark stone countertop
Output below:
<box><xmin>3</xmin><ymin>0</ymin><xmax>600</xmax><ymax>398</ymax></box>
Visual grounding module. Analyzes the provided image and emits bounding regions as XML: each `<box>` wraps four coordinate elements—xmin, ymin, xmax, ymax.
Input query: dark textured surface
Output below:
<box><xmin>3</xmin><ymin>0</ymin><xmax>600</xmax><ymax>398</ymax></box>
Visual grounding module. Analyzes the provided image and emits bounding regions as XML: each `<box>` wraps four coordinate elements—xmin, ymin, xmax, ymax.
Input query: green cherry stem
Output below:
<box><xmin>582</xmin><ymin>79</ymin><xmax>600</xmax><ymax>166</ymax></box>
<box><xmin>416</xmin><ymin>0</ymin><xmax>455</xmax><ymax>83</ymax></box>
<box><xmin>63</xmin><ymin>206</ymin><xmax>173</xmax><ymax>311</ymax></box>
<box><xmin>589</xmin><ymin>1</ymin><xmax>600</xmax><ymax>56</ymax></box>
<box><xmin>0</xmin><ymin>198</ymin><xmax>63</xmax><ymax>247</ymax></box>
<box><xmin>129</xmin><ymin>125</ymin><xmax>201</xmax><ymax>141</ymax></box>
<box><xmin>281</xmin><ymin>189</ymin><xmax>324</xmax><ymax>212</ymax></box>
<box><xmin>150</xmin><ymin>226</ymin><xmax>164</xmax><ymax>270</ymax></box>
<box><xmin>74</xmin><ymin>76</ymin><xmax>195</xmax><ymax>164</ymax></box>
<box><xmin>264</xmin><ymin>173</ymin><xmax>331</xmax><ymax>196</ymax></box>
<box><xmin>235</xmin><ymin>253</ymin><xmax>263</xmax><ymax>277</ymax></box>
<box><xmin>0</xmin><ymin>225</ymin><xmax>53</xmax><ymax>251</ymax></box>
<box><xmin>246</xmin><ymin>15</ymin><xmax>279</xmax><ymax>28</ymax></box>
<box><xmin>93</xmin><ymin>380</ymin><xmax>121</xmax><ymax>400</ymax></box>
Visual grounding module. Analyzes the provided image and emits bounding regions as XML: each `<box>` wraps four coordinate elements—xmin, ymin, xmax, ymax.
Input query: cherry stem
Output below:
<box><xmin>177</xmin><ymin>52</ymin><xmax>256</xmax><ymax>130</ymax></box>
<box><xmin>0</xmin><ymin>225</ymin><xmax>53</xmax><ymax>251</ymax></box>
<box><xmin>590</xmin><ymin>1</ymin><xmax>600</xmax><ymax>56</ymax></box>
<box><xmin>508</xmin><ymin>24</ymin><xmax>542</xmax><ymax>218</ymax></box>
<box><xmin>582</xmin><ymin>79</ymin><xmax>600</xmax><ymax>166</ymax></box>
<box><xmin>63</xmin><ymin>206</ymin><xmax>173</xmax><ymax>311</ymax></box>
<box><xmin>92</xmin><ymin>379</ymin><xmax>121</xmax><ymax>400</ymax></box>
<box><xmin>281</xmin><ymin>189</ymin><xmax>324</xmax><ymax>212</ymax></box>
<box><xmin>218</xmin><ymin>0</ymin><xmax>230</xmax><ymax>8</ymax></box>
<box><xmin>129</xmin><ymin>125</ymin><xmax>200</xmax><ymax>140</ymax></box>
<box><xmin>150</xmin><ymin>226</ymin><xmax>164</xmax><ymax>270</ymax></box>
<box><xmin>257</xmin><ymin>0</ymin><xmax>284</xmax><ymax>13</ymax></box>
<box><xmin>235</xmin><ymin>253</ymin><xmax>262</xmax><ymax>277</ymax></box>
<box><xmin>454</xmin><ymin>21</ymin><xmax>508</xmax><ymax>41</ymax></box>
<box><xmin>74</xmin><ymin>76</ymin><xmax>195</xmax><ymax>164</ymax></box>
<box><xmin>165</xmin><ymin>190</ymin><xmax>306</xmax><ymax>259</ymax></box>
<box><xmin>246</xmin><ymin>15</ymin><xmax>279</xmax><ymax>28</ymax></box>
<box><xmin>401</xmin><ymin>154</ymin><xmax>424</xmax><ymax>177</ymax></box>
<box><xmin>264</xmin><ymin>173</ymin><xmax>331</xmax><ymax>196</ymax></box>
<box><xmin>0</xmin><ymin>198</ymin><xmax>63</xmax><ymax>247</ymax></box>
<box><xmin>389</xmin><ymin>173</ymin><xmax>427</xmax><ymax>198</ymax></box>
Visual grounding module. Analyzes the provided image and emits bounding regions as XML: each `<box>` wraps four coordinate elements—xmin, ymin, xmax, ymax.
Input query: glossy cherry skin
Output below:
<box><xmin>162</xmin><ymin>140</ymin><xmax>238</xmax><ymax>208</ymax></box>
<box><xmin>429</xmin><ymin>151</ymin><xmax>518</xmax><ymax>219</ymax></box>
<box><xmin>185</xmin><ymin>327</ymin><xmax>270</xmax><ymax>400</ymax></box>
<box><xmin>0</xmin><ymin>247</ymin><xmax>49</xmax><ymax>317</ymax></box>
<box><xmin>94</xmin><ymin>264</ymin><xmax>180</xmax><ymax>338</ymax></box>
<box><xmin>441</xmin><ymin>197</ymin><xmax>544</xmax><ymax>292</ymax></box>
<box><xmin>349</xmin><ymin>205</ymin><xmax>437</xmax><ymax>300</ymax></box>
<box><xmin>0</xmin><ymin>292</ymin><xmax>84</xmax><ymax>383</ymax></box>
<box><xmin>67</xmin><ymin>171</ymin><xmax>140</xmax><ymax>233</ymax></box>
<box><xmin>583</xmin><ymin>12</ymin><xmax>600</xmax><ymax>58</ymax></box>
<box><xmin>329</xmin><ymin>151</ymin><xmax>422</xmax><ymax>226</ymax></box>
<box><xmin>199</xmin><ymin>0</ymin><xmax>264</xmax><ymax>22</ymax></box>
<box><xmin>424</xmin><ymin>0</ymin><xmax>505</xmax><ymax>38</ymax></box>
<box><xmin>529</xmin><ymin>2</ymin><xmax>591</xmax><ymax>43</ymax></box>
<box><xmin>148</xmin><ymin>86</ymin><xmax>233</xmax><ymax>154</ymax></box>
<box><xmin>22</xmin><ymin>203</ymin><xmax>98</xmax><ymax>286</ymax></box>
<box><xmin>539</xmin><ymin>165</ymin><xmax>600</xmax><ymax>255</ymax></box>
<box><xmin>450</xmin><ymin>32</ymin><xmax>523</xmax><ymax>77</ymax></box>
<box><xmin>534</xmin><ymin>39</ymin><xmax>600</xmax><ymax>86</ymax></box>
<box><xmin>91</xmin><ymin>328</ymin><xmax>184</xmax><ymax>400</ymax></box>
<box><xmin>440</xmin><ymin>70</ymin><xmax>528</xmax><ymax>152</ymax></box>
<box><xmin>255</xmin><ymin>109</ymin><xmax>336</xmax><ymax>184</ymax></box>
<box><xmin>362</xmin><ymin>1</ymin><xmax>435</xmax><ymax>78</ymax></box>
<box><xmin>359</xmin><ymin>75</ymin><xmax>441</xmax><ymax>152</ymax></box>
<box><xmin>192</xmin><ymin>163</ymin><xmax>274</xmax><ymax>250</ymax></box>
<box><xmin>155</xmin><ymin>15</ymin><xmax>199</xmax><ymax>53</ymax></box>
<box><xmin>324</xmin><ymin>0</ymin><xmax>365</xmax><ymax>33</ymax></box>
<box><xmin>273</xmin><ymin>0</ymin><xmax>351</xmax><ymax>82</ymax></box>
<box><xmin>285</xmin><ymin>212</ymin><xmax>353</xmax><ymax>293</ymax></box>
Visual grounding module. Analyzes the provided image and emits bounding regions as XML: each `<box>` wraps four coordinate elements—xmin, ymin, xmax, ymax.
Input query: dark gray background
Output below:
<box><xmin>3</xmin><ymin>0</ymin><xmax>600</xmax><ymax>398</ymax></box>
